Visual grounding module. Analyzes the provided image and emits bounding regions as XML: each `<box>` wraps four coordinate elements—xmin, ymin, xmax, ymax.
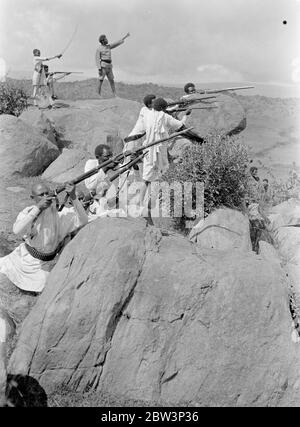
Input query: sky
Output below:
<box><xmin>1</xmin><ymin>0</ymin><xmax>300</xmax><ymax>96</ymax></box>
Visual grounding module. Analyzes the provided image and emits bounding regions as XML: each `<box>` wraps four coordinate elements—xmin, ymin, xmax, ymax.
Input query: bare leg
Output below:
<box><xmin>98</xmin><ymin>79</ymin><xmax>104</xmax><ymax>96</ymax></box>
<box><xmin>32</xmin><ymin>86</ymin><xmax>38</xmax><ymax>106</ymax></box>
<box><xmin>49</xmin><ymin>81</ymin><xmax>55</xmax><ymax>98</ymax></box>
<box><xmin>109</xmin><ymin>79</ymin><xmax>116</xmax><ymax>97</ymax></box>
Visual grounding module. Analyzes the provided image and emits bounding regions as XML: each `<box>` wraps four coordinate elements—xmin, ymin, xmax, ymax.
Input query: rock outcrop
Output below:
<box><xmin>8</xmin><ymin>215</ymin><xmax>300</xmax><ymax>406</ymax></box>
<box><xmin>181</xmin><ymin>93</ymin><xmax>246</xmax><ymax>137</ymax></box>
<box><xmin>268</xmin><ymin>199</ymin><xmax>300</xmax><ymax>316</ymax></box>
<box><xmin>19</xmin><ymin>109</ymin><xmax>58</xmax><ymax>147</ymax></box>
<box><xmin>0</xmin><ymin>115</ymin><xmax>59</xmax><ymax>178</ymax></box>
<box><xmin>20</xmin><ymin>98</ymin><xmax>141</xmax><ymax>154</ymax></box>
<box><xmin>42</xmin><ymin>148</ymin><xmax>90</xmax><ymax>184</ymax></box>
<box><xmin>189</xmin><ymin>208</ymin><xmax>252</xmax><ymax>252</ymax></box>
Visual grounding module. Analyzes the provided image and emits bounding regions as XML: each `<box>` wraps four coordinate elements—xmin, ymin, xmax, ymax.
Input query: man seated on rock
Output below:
<box><xmin>84</xmin><ymin>144</ymin><xmax>123</xmax><ymax>217</ymax></box>
<box><xmin>43</xmin><ymin>65</ymin><xmax>71</xmax><ymax>100</ymax></box>
<box><xmin>84</xmin><ymin>144</ymin><xmax>114</xmax><ymax>197</ymax></box>
<box><xmin>0</xmin><ymin>181</ymin><xmax>88</xmax><ymax>405</ymax></box>
<box><xmin>0</xmin><ymin>182</ymin><xmax>88</xmax><ymax>308</ymax></box>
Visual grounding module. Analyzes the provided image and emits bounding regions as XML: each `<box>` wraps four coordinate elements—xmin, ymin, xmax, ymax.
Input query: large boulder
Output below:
<box><xmin>189</xmin><ymin>208</ymin><xmax>252</xmax><ymax>252</ymax></box>
<box><xmin>42</xmin><ymin>148</ymin><xmax>90</xmax><ymax>184</ymax></box>
<box><xmin>181</xmin><ymin>93</ymin><xmax>246</xmax><ymax>137</ymax></box>
<box><xmin>19</xmin><ymin>109</ymin><xmax>58</xmax><ymax>147</ymax></box>
<box><xmin>0</xmin><ymin>115</ymin><xmax>59</xmax><ymax>178</ymax></box>
<box><xmin>268</xmin><ymin>199</ymin><xmax>300</xmax><ymax>305</ymax></box>
<box><xmin>8</xmin><ymin>217</ymin><xmax>300</xmax><ymax>406</ymax></box>
<box><xmin>20</xmin><ymin>98</ymin><xmax>141</xmax><ymax>154</ymax></box>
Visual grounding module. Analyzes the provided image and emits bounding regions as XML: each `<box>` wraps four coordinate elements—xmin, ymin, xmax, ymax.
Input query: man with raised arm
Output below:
<box><xmin>95</xmin><ymin>32</ymin><xmax>130</xmax><ymax>97</ymax></box>
<box><xmin>32</xmin><ymin>49</ymin><xmax>62</xmax><ymax>105</ymax></box>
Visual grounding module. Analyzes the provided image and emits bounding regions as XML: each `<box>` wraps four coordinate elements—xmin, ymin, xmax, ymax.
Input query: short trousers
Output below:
<box><xmin>98</xmin><ymin>67</ymin><xmax>114</xmax><ymax>81</ymax></box>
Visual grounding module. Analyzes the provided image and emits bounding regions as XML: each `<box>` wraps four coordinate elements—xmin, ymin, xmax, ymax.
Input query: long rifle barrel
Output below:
<box><xmin>52</xmin><ymin>71</ymin><xmax>83</xmax><ymax>74</ymax></box>
<box><xmin>196</xmin><ymin>86</ymin><xmax>254</xmax><ymax>95</ymax></box>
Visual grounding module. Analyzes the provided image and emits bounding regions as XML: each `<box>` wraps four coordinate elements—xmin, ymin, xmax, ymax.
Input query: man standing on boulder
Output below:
<box><xmin>95</xmin><ymin>32</ymin><xmax>130</xmax><ymax>97</ymax></box>
<box><xmin>125</xmin><ymin>97</ymin><xmax>190</xmax><ymax>215</ymax></box>
<box><xmin>32</xmin><ymin>49</ymin><xmax>62</xmax><ymax>105</ymax></box>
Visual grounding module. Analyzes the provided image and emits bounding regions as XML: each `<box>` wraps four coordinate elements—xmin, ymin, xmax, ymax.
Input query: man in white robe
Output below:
<box><xmin>32</xmin><ymin>49</ymin><xmax>62</xmax><ymax>106</ymax></box>
<box><xmin>84</xmin><ymin>144</ymin><xmax>124</xmax><ymax>218</ymax></box>
<box><xmin>119</xmin><ymin>95</ymin><xmax>157</xmax><ymax>215</ymax></box>
<box><xmin>125</xmin><ymin>97</ymin><xmax>190</xmax><ymax>213</ymax></box>
<box><xmin>0</xmin><ymin>182</ymin><xmax>88</xmax><ymax>406</ymax></box>
<box><xmin>0</xmin><ymin>182</ymin><xmax>88</xmax><ymax>299</ymax></box>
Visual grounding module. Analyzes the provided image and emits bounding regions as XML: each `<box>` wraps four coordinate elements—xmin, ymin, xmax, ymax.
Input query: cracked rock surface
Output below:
<box><xmin>8</xmin><ymin>217</ymin><xmax>300</xmax><ymax>406</ymax></box>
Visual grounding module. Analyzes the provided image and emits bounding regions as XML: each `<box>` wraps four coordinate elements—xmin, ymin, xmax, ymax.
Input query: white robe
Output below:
<box><xmin>127</xmin><ymin>109</ymin><xmax>185</xmax><ymax>181</ymax></box>
<box><xmin>32</xmin><ymin>56</ymin><xmax>47</xmax><ymax>86</ymax></box>
<box><xmin>0</xmin><ymin>203</ymin><xmax>87</xmax><ymax>293</ymax></box>
<box><xmin>84</xmin><ymin>159</ymin><xmax>107</xmax><ymax>194</ymax></box>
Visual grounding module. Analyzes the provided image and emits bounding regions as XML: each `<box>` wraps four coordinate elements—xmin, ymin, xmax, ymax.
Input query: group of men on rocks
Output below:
<box><xmin>0</xmin><ymin>32</ymin><xmax>253</xmax><ymax>405</ymax></box>
<box><xmin>0</xmin><ymin>77</ymin><xmax>210</xmax><ymax>405</ymax></box>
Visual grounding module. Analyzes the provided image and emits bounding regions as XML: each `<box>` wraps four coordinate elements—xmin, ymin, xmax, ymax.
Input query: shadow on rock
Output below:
<box><xmin>6</xmin><ymin>374</ymin><xmax>48</xmax><ymax>407</ymax></box>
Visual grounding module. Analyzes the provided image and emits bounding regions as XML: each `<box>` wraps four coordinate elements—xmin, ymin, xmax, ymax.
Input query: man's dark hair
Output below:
<box><xmin>263</xmin><ymin>178</ymin><xmax>269</xmax><ymax>183</ymax></box>
<box><xmin>153</xmin><ymin>97</ymin><xmax>168</xmax><ymax>112</ymax></box>
<box><xmin>94</xmin><ymin>144</ymin><xmax>111</xmax><ymax>157</ymax></box>
<box><xmin>99</xmin><ymin>34</ymin><xmax>106</xmax><ymax>43</ymax></box>
<box><xmin>184</xmin><ymin>82</ymin><xmax>195</xmax><ymax>94</ymax></box>
<box><xmin>143</xmin><ymin>94</ymin><xmax>156</xmax><ymax>108</ymax></box>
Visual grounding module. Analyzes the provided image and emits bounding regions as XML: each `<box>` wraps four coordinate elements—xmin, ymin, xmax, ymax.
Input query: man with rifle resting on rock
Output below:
<box><xmin>0</xmin><ymin>182</ymin><xmax>88</xmax><ymax>303</ymax></box>
<box><xmin>0</xmin><ymin>182</ymin><xmax>88</xmax><ymax>406</ymax></box>
<box><xmin>84</xmin><ymin>144</ymin><xmax>124</xmax><ymax>218</ymax></box>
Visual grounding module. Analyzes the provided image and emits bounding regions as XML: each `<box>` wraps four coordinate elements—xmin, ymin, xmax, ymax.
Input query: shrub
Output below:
<box><xmin>269</xmin><ymin>169</ymin><xmax>300</xmax><ymax>205</ymax></box>
<box><xmin>0</xmin><ymin>82</ymin><xmax>29</xmax><ymax>116</ymax></box>
<box><xmin>163</xmin><ymin>134</ymin><xmax>250</xmax><ymax>224</ymax></box>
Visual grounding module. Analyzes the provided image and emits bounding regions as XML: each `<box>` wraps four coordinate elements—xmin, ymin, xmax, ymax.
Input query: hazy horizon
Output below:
<box><xmin>1</xmin><ymin>0</ymin><xmax>300</xmax><ymax>99</ymax></box>
<box><xmin>7</xmin><ymin>71</ymin><xmax>300</xmax><ymax>99</ymax></box>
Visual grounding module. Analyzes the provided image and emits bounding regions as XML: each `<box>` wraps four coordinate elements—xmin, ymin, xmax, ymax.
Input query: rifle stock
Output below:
<box><xmin>167</xmin><ymin>96</ymin><xmax>216</xmax><ymax>107</ymax></box>
<box><xmin>171</xmin><ymin>106</ymin><xmax>218</xmax><ymax>113</ymax></box>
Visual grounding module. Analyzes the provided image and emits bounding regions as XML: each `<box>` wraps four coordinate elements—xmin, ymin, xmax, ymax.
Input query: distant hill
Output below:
<box><xmin>5</xmin><ymin>78</ymin><xmax>300</xmax><ymax>180</ymax></box>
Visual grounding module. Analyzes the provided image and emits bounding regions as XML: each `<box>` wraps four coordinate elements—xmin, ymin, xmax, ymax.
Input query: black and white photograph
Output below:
<box><xmin>0</xmin><ymin>0</ymin><xmax>300</xmax><ymax>410</ymax></box>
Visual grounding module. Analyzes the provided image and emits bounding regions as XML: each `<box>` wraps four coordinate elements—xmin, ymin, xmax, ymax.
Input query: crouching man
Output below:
<box><xmin>0</xmin><ymin>181</ymin><xmax>88</xmax><ymax>406</ymax></box>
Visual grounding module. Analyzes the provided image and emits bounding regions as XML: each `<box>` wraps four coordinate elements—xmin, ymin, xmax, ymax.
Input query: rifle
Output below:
<box><xmin>52</xmin><ymin>71</ymin><xmax>83</xmax><ymax>74</ymax></box>
<box><xmin>167</xmin><ymin>96</ymin><xmax>216</xmax><ymax>107</ymax></box>
<box><xmin>196</xmin><ymin>86</ymin><xmax>254</xmax><ymax>95</ymax></box>
<box><xmin>53</xmin><ymin>126</ymin><xmax>194</xmax><ymax>196</ymax></box>
<box><xmin>169</xmin><ymin>106</ymin><xmax>218</xmax><ymax>113</ymax></box>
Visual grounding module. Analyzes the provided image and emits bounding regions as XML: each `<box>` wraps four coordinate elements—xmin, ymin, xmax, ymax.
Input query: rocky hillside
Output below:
<box><xmin>7</xmin><ymin>78</ymin><xmax>300</xmax><ymax>179</ymax></box>
<box><xmin>1</xmin><ymin>93</ymin><xmax>300</xmax><ymax>407</ymax></box>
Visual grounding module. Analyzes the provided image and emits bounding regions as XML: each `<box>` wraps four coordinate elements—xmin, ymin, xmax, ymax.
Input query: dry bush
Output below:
<box><xmin>163</xmin><ymin>135</ymin><xmax>250</xmax><ymax>227</ymax></box>
<box><xmin>0</xmin><ymin>82</ymin><xmax>29</xmax><ymax>116</ymax></box>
